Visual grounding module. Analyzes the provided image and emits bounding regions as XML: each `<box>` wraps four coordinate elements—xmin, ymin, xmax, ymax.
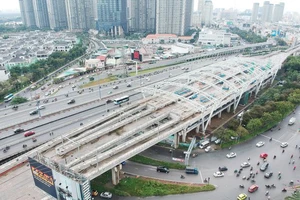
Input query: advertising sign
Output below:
<box><xmin>28</xmin><ymin>157</ymin><xmax>57</xmax><ymax>198</ymax></box>
<box><xmin>52</xmin><ymin>170</ymin><xmax>83</xmax><ymax>200</ymax></box>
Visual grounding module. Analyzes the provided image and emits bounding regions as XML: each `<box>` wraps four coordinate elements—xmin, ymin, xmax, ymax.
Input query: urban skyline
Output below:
<box><xmin>0</xmin><ymin>0</ymin><xmax>299</xmax><ymax>13</ymax></box>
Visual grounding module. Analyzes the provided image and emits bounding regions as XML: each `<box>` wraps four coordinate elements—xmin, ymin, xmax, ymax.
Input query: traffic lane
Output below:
<box><xmin>0</xmin><ymin>94</ymin><xmax>143</xmax><ymax>159</ymax></box>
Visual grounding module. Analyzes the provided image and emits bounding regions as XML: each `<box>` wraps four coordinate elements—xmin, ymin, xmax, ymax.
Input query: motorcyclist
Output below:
<box><xmin>180</xmin><ymin>175</ymin><xmax>185</xmax><ymax>179</ymax></box>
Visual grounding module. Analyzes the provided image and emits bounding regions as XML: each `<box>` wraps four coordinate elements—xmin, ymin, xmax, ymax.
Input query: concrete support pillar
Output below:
<box><xmin>227</xmin><ymin>105</ymin><xmax>231</xmax><ymax>113</ymax></box>
<box><xmin>182</xmin><ymin>130</ymin><xmax>187</xmax><ymax>143</ymax></box>
<box><xmin>218</xmin><ymin>112</ymin><xmax>222</xmax><ymax>118</ymax></box>
<box><xmin>196</xmin><ymin>124</ymin><xmax>200</xmax><ymax>133</ymax></box>
<box><xmin>174</xmin><ymin>133</ymin><xmax>179</xmax><ymax>149</ymax></box>
<box><xmin>111</xmin><ymin>165</ymin><xmax>122</xmax><ymax>185</ymax></box>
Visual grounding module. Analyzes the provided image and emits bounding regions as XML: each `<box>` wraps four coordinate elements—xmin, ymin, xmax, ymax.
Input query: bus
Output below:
<box><xmin>4</xmin><ymin>93</ymin><xmax>14</xmax><ymax>103</ymax></box>
<box><xmin>114</xmin><ymin>96</ymin><xmax>129</xmax><ymax>105</ymax></box>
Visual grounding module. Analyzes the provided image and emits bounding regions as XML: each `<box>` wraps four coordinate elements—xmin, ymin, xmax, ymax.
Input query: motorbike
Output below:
<box><xmin>23</xmin><ymin>144</ymin><xmax>27</xmax><ymax>148</ymax></box>
<box><xmin>239</xmin><ymin>184</ymin><xmax>244</xmax><ymax>188</ymax></box>
<box><xmin>242</xmin><ymin>176</ymin><xmax>246</xmax><ymax>180</ymax></box>
<box><xmin>180</xmin><ymin>175</ymin><xmax>185</xmax><ymax>179</ymax></box>
<box><xmin>290</xmin><ymin>180</ymin><xmax>294</xmax><ymax>185</ymax></box>
<box><xmin>271</xmin><ymin>184</ymin><xmax>276</xmax><ymax>188</ymax></box>
<box><xmin>251</xmin><ymin>179</ymin><xmax>255</xmax><ymax>183</ymax></box>
<box><xmin>204</xmin><ymin>178</ymin><xmax>208</xmax><ymax>183</ymax></box>
<box><xmin>236</xmin><ymin>173</ymin><xmax>240</xmax><ymax>177</ymax></box>
<box><xmin>282</xmin><ymin>188</ymin><xmax>287</xmax><ymax>192</ymax></box>
<box><xmin>265</xmin><ymin>185</ymin><xmax>271</xmax><ymax>188</ymax></box>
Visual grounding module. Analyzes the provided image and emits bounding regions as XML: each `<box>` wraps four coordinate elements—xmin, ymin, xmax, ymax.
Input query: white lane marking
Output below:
<box><xmin>260</xmin><ymin>134</ymin><xmax>281</xmax><ymax>143</ymax></box>
<box><xmin>199</xmin><ymin>169</ymin><xmax>204</xmax><ymax>183</ymax></box>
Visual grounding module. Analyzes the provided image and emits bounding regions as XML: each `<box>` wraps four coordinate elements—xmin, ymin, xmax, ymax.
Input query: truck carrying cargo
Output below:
<box><xmin>288</xmin><ymin>117</ymin><xmax>296</xmax><ymax>125</ymax></box>
<box><xmin>185</xmin><ymin>167</ymin><xmax>199</xmax><ymax>174</ymax></box>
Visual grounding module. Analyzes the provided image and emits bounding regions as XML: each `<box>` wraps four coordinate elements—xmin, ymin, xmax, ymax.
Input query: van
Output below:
<box><xmin>185</xmin><ymin>167</ymin><xmax>199</xmax><ymax>174</ymax></box>
<box><xmin>199</xmin><ymin>141</ymin><xmax>210</xmax><ymax>149</ymax></box>
<box><xmin>288</xmin><ymin>117</ymin><xmax>296</xmax><ymax>125</ymax></box>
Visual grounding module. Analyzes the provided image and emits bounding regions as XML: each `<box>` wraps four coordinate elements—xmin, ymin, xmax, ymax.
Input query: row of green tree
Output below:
<box><xmin>230</xmin><ymin>27</ymin><xmax>267</xmax><ymax>44</ymax></box>
<box><xmin>214</xmin><ymin>55</ymin><xmax>300</xmax><ymax>146</ymax></box>
<box><xmin>0</xmin><ymin>43</ymin><xmax>87</xmax><ymax>101</ymax></box>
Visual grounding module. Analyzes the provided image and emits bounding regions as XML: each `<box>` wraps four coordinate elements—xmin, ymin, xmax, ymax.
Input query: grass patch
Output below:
<box><xmin>128</xmin><ymin>66</ymin><xmax>167</xmax><ymax>76</ymax></box>
<box><xmin>129</xmin><ymin>154</ymin><xmax>186</xmax><ymax>170</ymax></box>
<box><xmin>114</xmin><ymin>177</ymin><xmax>215</xmax><ymax>197</ymax></box>
<box><xmin>80</xmin><ymin>76</ymin><xmax>117</xmax><ymax>88</ymax></box>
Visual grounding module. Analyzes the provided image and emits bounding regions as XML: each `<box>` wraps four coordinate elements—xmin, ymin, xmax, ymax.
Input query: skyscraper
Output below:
<box><xmin>251</xmin><ymin>3</ymin><xmax>259</xmax><ymax>22</ymax></box>
<box><xmin>272</xmin><ymin>2</ymin><xmax>284</xmax><ymax>22</ymax></box>
<box><xmin>156</xmin><ymin>0</ymin><xmax>193</xmax><ymax>36</ymax></box>
<box><xmin>203</xmin><ymin>0</ymin><xmax>213</xmax><ymax>26</ymax></box>
<box><xmin>19</xmin><ymin>0</ymin><xmax>36</xmax><ymax>28</ymax></box>
<box><xmin>262</xmin><ymin>1</ymin><xmax>273</xmax><ymax>23</ymax></box>
<box><xmin>127</xmin><ymin>0</ymin><xmax>156</xmax><ymax>33</ymax></box>
<box><xmin>32</xmin><ymin>0</ymin><xmax>50</xmax><ymax>29</ymax></box>
<box><xmin>46</xmin><ymin>0</ymin><xmax>68</xmax><ymax>30</ymax></box>
<box><xmin>95</xmin><ymin>0</ymin><xmax>127</xmax><ymax>36</ymax></box>
<box><xmin>65</xmin><ymin>0</ymin><xmax>94</xmax><ymax>31</ymax></box>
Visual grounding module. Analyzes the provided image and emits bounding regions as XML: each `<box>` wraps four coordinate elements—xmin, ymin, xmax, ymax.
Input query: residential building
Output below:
<box><xmin>192</xmin><ymin>12</ymin><xmax>201</xmax><ymax>27</ymax></box>
<box><xmin>272</xmin><ymin>2</ymin><xmax>285</xmax><ymax>22</ymax></box>
<box><xmin>19</xmin><ymin>0</ymin><xmax>36</xmax><ymax>28</ymax></box>
<box><xmin>156</xmin><ymin>0</ymin><xmax>193</xmax><ymax>36</ymax></box>
<box><xmin>251</xmin><ymin>3</ymin><xmax>259</xmax><ymax>22</ymax></box>
<box><xmin>262</xmin><ymin>1</ymin><xmax>273</xmax><ymax>23</ymax></box>
<box><xmin>46</xmin><ymin>0</ymin><xmax>68</xmax><ymax>30</ymax></box>
<box><xmin>127</xmin><ymin>0</ymin><xmax>156</xmax><ymax>33</ymax></box>
<box><xmin>32</xmin><ymin>0</ymin><xmax>50</xmax><ymax>29</ymax></box>
<box><xmin>203</xmin><ymin>0</ymin><xmax>213</xmax><ymax>26</ymax></box>
<box><xmin>95</xmin><ymin>0</ymin><xmax>127</xmax><ymax>36</ymax></box>
<box><xmin>65</xmin><ymin>0</ymin><xmax>94</xmax><ymax>31</ymax></box>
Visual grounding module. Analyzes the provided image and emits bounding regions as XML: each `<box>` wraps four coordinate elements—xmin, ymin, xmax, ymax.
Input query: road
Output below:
<box><xmin>119</xmin><ymin>106</ymin><xmax>300</xmax><ymax>200</ymax></box>
<box><xmin>0</xmin><ymin>56</ymin><xmax>226</xmax><ymax>160</ymax></box>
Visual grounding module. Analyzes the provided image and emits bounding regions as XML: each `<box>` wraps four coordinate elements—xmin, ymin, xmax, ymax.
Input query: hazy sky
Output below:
<box><xmin>0</xmin><ymin>0</ymin><xmax>299</xmax><ymax>13</ymax></box>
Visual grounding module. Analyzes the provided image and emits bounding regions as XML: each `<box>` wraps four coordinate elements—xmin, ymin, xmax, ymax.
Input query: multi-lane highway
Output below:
<box><xmin>0</xmin><ymin>56</ymin><xmax>225</xmax><ymax>160</ymax></box>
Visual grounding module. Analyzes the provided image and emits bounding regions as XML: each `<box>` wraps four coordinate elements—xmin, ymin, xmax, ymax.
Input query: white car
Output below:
<box><xmin>205</xmin><ymin>146</ymin><xmax>212</xmax><ymax>152</ymax></box>
<box><xmin>226</xmin><ymin>152</ymin><xmax>237</xmax><ymax>158</ymax></box>
<box><xmin>100</xmin><ymin>192</ymin><xmax>112</xmax><ymax>199</ymax></box>
<box><xmin>280</xmin><ymin>142</ymin><xmax>288</xmax><ymax>148</ymax></box>
<box><xmin>240</xmin><ymin>162</ymin><xmax>251</xmax><ymax>168</ymax></box>
<box><xmin>213</xmin><ymin>171</ymin><xmax>224</xmax><ymax>177</ymax></box>
<box><xmin>38</xmin><ymin>105</ymin><xmax>45</xmax><ymax>110</ymax></box>
<box><xmin>256</xmin><ymin>141</ymin><xmax>265</xmax><ymax>147</ymax></box>
<box><xmin>45</xmin><ymin>92</ymin><xmax>50</xmax><ymax>96</ymax></box>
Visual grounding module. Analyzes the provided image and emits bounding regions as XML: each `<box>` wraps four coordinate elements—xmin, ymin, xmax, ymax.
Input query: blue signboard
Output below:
<box><xmin>28</xmin><ymin>157</ymin><xmax>57</xmax><ymax>198</ymax></box>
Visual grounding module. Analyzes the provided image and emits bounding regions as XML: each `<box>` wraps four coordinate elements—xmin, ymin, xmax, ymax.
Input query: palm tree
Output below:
<box><xmin>285</xmin><ymin>190</ymin><xmax>300</xmax><ymax>200</ymax></box>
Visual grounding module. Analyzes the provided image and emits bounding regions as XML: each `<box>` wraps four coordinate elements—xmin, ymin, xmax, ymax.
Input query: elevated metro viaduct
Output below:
<box><xmin>1</xmin><ymin>47</ymin><xmax>299</xmax><ymax>200</ymax></box>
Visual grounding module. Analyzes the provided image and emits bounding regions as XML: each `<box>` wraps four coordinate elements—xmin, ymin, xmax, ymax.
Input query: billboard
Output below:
<box><xmin>29</xmin><ymin>157</ymin><xmax>89</xmax><ymax>200</ymax></box>
<box><xmin>28</xmin><ymin>157</ymin><xmax>57</xmax><ymax>198</ymax></box>
<box><xmin>131</xmin><ymin>50</ymin><xmax>142</xmax><ymax>61</ymax></box>
<box><xmin>52</xmin><ymin>170</ymin><xmax>83</xmax><ymax>200</ymax></box>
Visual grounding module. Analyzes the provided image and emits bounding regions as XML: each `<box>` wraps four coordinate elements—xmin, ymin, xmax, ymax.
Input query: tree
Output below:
<box><xmin>246</xmin><ymin>118</ymin><xmax>262</xmax><ymax>133</ymax></box>
<box><xmin>285</xmin><ymin>190</ymin><xmax>300</xmax><ymax>200</ymax></box>
<box><xmin>274</xmin><ymin>101</ymin><xmax>295</xmax><ymax>116</ymax></box>
<box><xmin>261</xmin><ymin>112</ymin><xmax>274</xmax><ymax>126</ymax></box>
<box><xmin>10</xmin><ymin>96</ymin><xmax>28</xmax><ymax>105</ymax></box>
<box><xmin>227</xmin><ymin>118</ymin><xmax>240</xmax><ymax>130</ymax></box>
<box><xmin>236</xmin><ymin>125</ymin><xmax>249</xmax><ymax>137</ymax></box>
<box><xmin>288</xmin><ymin>89</ymin><xmax>300</xmax><ymax>104</ymax></box>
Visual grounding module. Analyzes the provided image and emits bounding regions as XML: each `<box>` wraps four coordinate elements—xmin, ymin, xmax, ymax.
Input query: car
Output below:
<box><xmin>67</xmin><ymin>99</ymin><xmax>75</xmax><ymax>104</ymax></box>
<box><xmin>24</xmin><ymin>131</ymin><xmax>35</xmax><ymax>137</ymax></box>
<box><xmin>91</xmin><ymin>190</ymin><xmax>98</xmax><ymax>197</ymax></box>
<box><xmin>29</xmin><ymin>110</ymin><xmax>38</xmax><ymax>115</ymax></box>
<box><xmin>260</xmin><ymin>153</ymin><xmax>268</xmax><ymax>159</ymax></box>
<box><xmin>79</xmin><ymin>77</ymin><xmax>83</xmax><ymax>80</ymax></box>
<box><xmin>226</xmin><ymin>152</ymin><xmax>237</xmax><ymax>158</ymax></box>
<box><xmin>45</xmin><ymin>92</ymin><xmax>50</xmax><ymax>96</ymax></box>
<box><xmin>106</xmin><ymin>99</ymin><xmax>112</xmax><ymax>104</ymax></box>
<box><xmin>248</xmin><ymin>184</ymin><xmax>259</xmax><ymax>193</ymax></box>
<box><xmin>100</xmin><ymin>192</ymin><xmax>112</xmax><ymax>199</ymax></box>
<box><xmin>256</xmin><ymin>141</ymin><xmax>265</xmax><ymax>147</ymax></box>
<box><xmin>237</xmin><ymin>193</ymin><xmax>247</xmax><ymax>200</ymax></box>
<box><xmin>260</xmin><ymin>162</ymin><xmax>269</xmax><ymax>171</ymax></box>
<box><xmin>157</xmin><ymin>166</ymin><xmax>169</xmax><ymax>173</ymax></box>
<box><xmin>230</xmin><ymin>136</ymin><xmax>238</xmax><ymax>140</ymax></box>
<box><xmin>113</xmin><ymin>85</ymin><xmax>118</xmax><ymax>89</ymax></box>
<box><xmin>41</xmin><ymin>86</ymin><xmax>46</xmax><ymax>90</ymax></box>
<box><xmin>240</xmin><ymin>162</ymin><xmax>251</xmax><ymax>168</ymax></box>
<box><xmin>38</xmin><ymin>105</ymin><xmax>45</xmax><ymax>110</ymax></box>
<box><xmin>281</xmin><ymin>142</ymin><xmax>288</xmax><ymax>148</ymax></box>
<box><xmin>264</xmin><ymin>172</ymin><xmax>273</xmax><ymax>178</ymax></box>
<box><xmin>218</xmin><ymin>166</ymin><xmax>228</xmax><ymax>171</ymax></box>
<box><xmin>204</xmin><ymin>146</ymin><xmax>212</xmax><ymax>152</ymax></box>
<box><xmin>14</xmin><ymin>128</ymin><xmax>25</xmax><ymax>134</ymax></box>
<box><xmin>59</xmin><ymin>85</ymin><xmax>63</xmax><ymax>89</ymax></box>
<box><xmin>213</xmin><ymin>171</ymin><xmax>224</xmax><ymax>177</ymax></box>
<box><xmin>214</xmin><ymin>138</ymin><xmax>221</xmax><ymax>144</ymax></box>
<box><xmin>72</xmin><ymin>85</ymin><xmax>76</xmax><ymax>88</ymax></box>
<box><xmin>127</xmin><ymin>83</ymin><xmax>131</xmax><ymax>87</ymax></box>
